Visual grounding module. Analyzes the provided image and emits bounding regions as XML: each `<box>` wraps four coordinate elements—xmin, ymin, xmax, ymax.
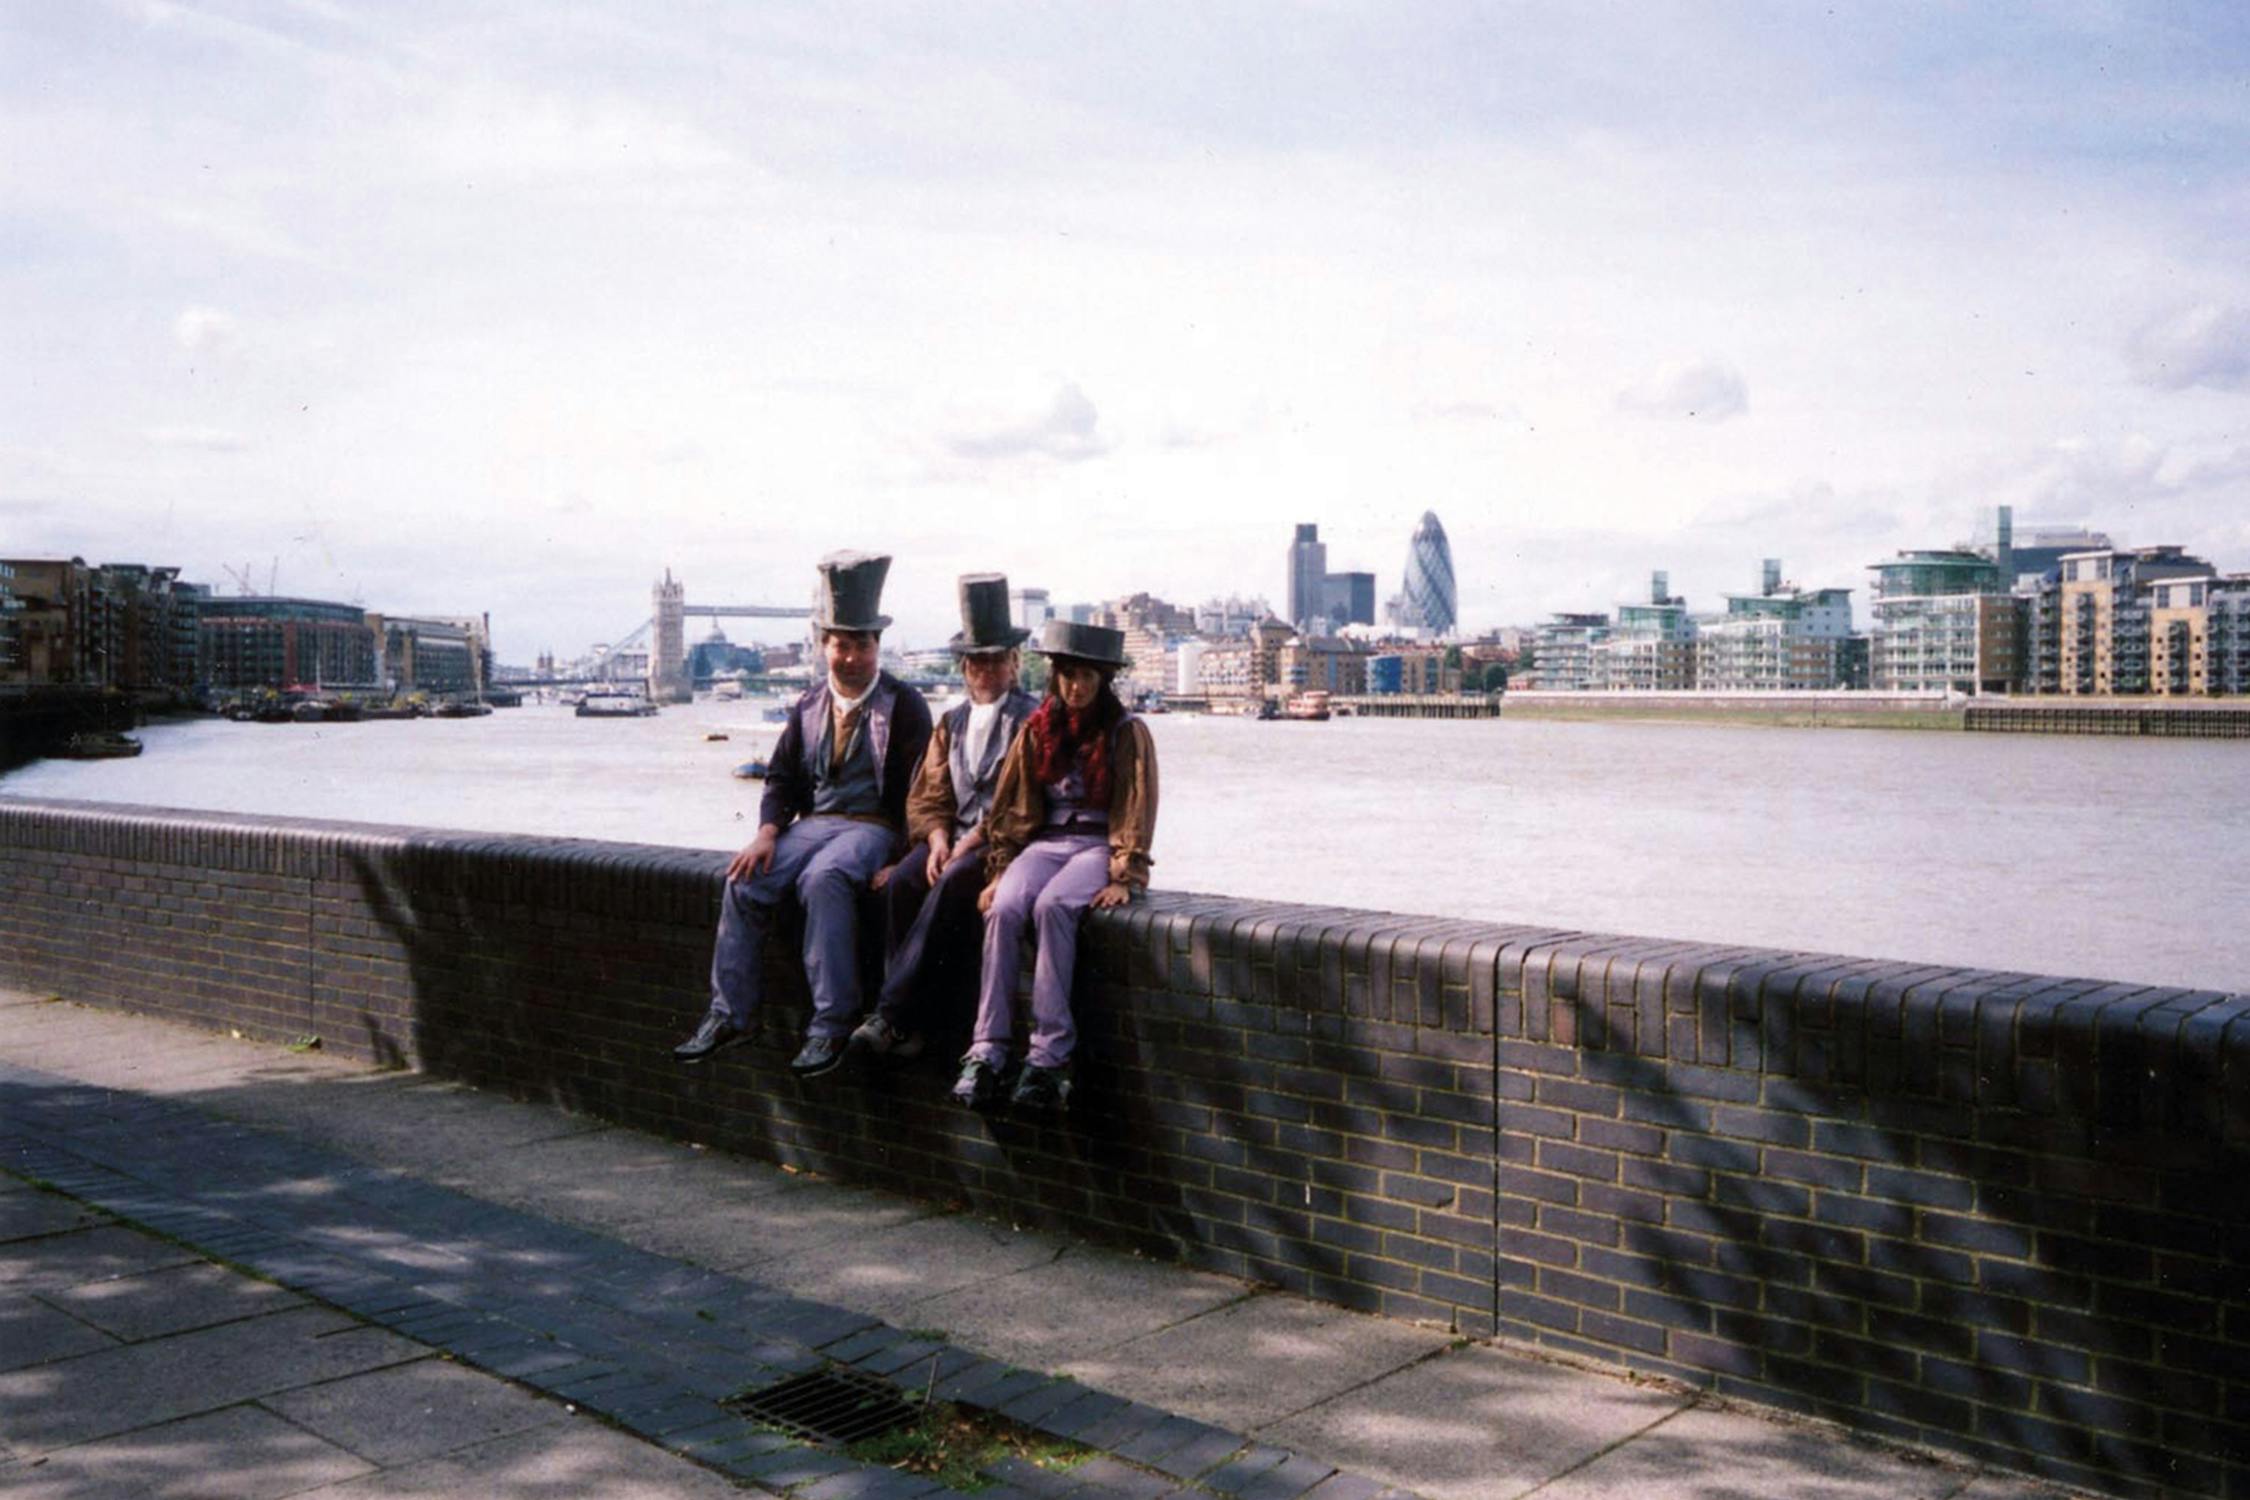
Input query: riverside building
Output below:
<box><xmin>199</xmin><ymin>596</ymin><xmax>380</xmax><ymax>695</ymax></box>
<box><xmin>1523</xmin><ymin>613</ymin><xmax>1610</xmax><ymax>690</ymax></box>
<box><xmin>1695</xmin><ymin>562</ymin><xmax>1854</xmax><ymax>691</ymax></box>
<box><xmin>1588</xmin><ymin>572</ymin><xmax>1696</xmax><ymax>690</ymax></box>
<box><xmin>1867</xmin><ymin>550</ymin><xmax>2019</xmax><ymax>695</ymax></box>
<box><xmin>0</xmin><ymin>557</ymin><xmax>206</xmax><ymax>701</ymax></box>
<box><xmin>2042</xmin><ymin>546</ymin><xmax>2214</xmax><ymax>696</ymax></box>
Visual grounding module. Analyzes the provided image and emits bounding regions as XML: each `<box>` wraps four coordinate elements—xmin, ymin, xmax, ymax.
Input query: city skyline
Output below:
<box><xmin>5</xmin><ymin>7</ymin><xmax>2249</xmax><ymax>661</ymax></box>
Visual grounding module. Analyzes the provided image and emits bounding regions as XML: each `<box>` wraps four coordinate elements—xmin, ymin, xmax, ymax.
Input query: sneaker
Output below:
<box><xmin>951</xmin><ymin>1057</ymin><xmax>1004</xmax><ymax>1110</ymax></box>
<box><xmin>673</xmin><ymin>1014</ymin><xmax>747</xmax><ymax>1063</ymax></box>
<box><xmin>789</xmin><ymin>1035</ymin><xmax>845</xmax><ymax>1078</ymax></box>
<box><xmin>1009</xmin><ymin>1063</ymin><xmax>1072</xmax><ymax>1114</ymax></box>
<box><xmin>847</xmin><ymin>1014</ymin><xmax>925</xmax><ymax>1060</ymax></box>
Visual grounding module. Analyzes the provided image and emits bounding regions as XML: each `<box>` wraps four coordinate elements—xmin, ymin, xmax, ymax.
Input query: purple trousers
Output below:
<box><xmin>969</xmin><ymin>832</ymin><xmax>1111</xmax><ymax>1071</ymax></box>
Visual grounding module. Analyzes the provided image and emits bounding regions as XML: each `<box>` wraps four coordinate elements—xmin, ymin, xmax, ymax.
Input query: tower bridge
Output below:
<box><xmin>628</xmin><ymin>572</ymin><xmax>811</xmax><ymax>703</ymax></box>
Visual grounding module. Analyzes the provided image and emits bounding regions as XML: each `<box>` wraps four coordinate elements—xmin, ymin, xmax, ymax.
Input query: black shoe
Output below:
<box><xmin>951</xmin><ymin>1057</ymin><xmax>1004</xmax><ymax>1110</ymax></box>
<box><xmin>847</xmin><ymin>1014</ymin><xmax>925</xmax><ymax>1060</ymax></box>
<box><xmin>790</xmin><ymin>1035</ymin><xmax>845</xmax><ymax>1077</ymax></box>
<box><xmin>1009</xmin><ymin>1063</ymin><xmax>1072</xmax><ymax>1113</ymax></box>
<box><xmin>674</xmin><ymin>1014</ymin><xmax>747</xmax><ymax>1063</ymax></box>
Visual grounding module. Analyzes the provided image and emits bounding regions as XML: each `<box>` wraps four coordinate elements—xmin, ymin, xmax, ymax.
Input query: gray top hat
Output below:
<box><xmin>812</xmin><ymin>551</ymin><xmax>893</xmax><ymax>633</ymax></box>
<box><xmin>1033</xmin><ymin>618</ymin><xmax>1130</xmax><ymax>668</ymax></box>
<box><xmin>950</xmin><ymin>573</ymin><xmax>1032</xmax><ymax>655</ymax></box>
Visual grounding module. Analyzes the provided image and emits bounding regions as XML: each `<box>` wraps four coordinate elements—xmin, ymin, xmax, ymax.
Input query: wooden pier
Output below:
<box><xmin>1334</xmin><ymin>693</ymin><xmax>1502</xmax><ymax>719</ymax></box>
<box><xmin>1964</xmin><ymin>700</ymin><xmax>2250</xmax><ymax>738</ymax></box>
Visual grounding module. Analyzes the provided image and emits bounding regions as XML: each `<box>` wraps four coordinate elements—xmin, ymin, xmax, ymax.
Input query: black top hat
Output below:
<box><xmin>949</xmin><ymin>573</ymin><xmax>1032</xmax><ymax>655</ymax></box>
<box><xmin>812</xmin><ymin>551</ymin><xmax>893</xmax><ymax>633</ymax></box>
<box><xmin>1033</xmin><ymin>618</ymin><xmax>1130</xmax><ymax>669</ymax></box>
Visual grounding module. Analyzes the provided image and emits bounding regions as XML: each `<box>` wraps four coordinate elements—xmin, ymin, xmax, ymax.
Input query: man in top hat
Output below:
<box><xmin>673</xmin><ymin>551</ymin><xmax>933</xmax><ymax>1076</ymax></box>
<box><xmin>849</xmin><ymin>573</ymin><xmax>1040</xmax><ymax>1062</ymax></box>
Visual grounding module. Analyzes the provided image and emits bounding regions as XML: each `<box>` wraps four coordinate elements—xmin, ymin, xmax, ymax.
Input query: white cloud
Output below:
<box><xmin>1616</xmin><ymin>360</ymin><xmax>1748</xmax><ymax>421</ymax></box>
<box><xmin>418</xmin><ymin>88</ymin><xmax>734</xmax><ymax>180</ymax></box>
<box><xmin>2125</xmin><ymin>303</ymin><xmax>2250</xmax><ymax>392</ymax></box>
<box><xmin>942</xmin><ymin>381</ymin><xmax>1107</xmax><ymax>464</ymax></box>
<box><xmin>173</xmin><ymin>306</ymin><xmax>239</xmax><ymax>355</ymax></box>
<box><xmin>143</xmin><ymin>424</ymin><xmax>248</xmax><ymax>451</ymax></box>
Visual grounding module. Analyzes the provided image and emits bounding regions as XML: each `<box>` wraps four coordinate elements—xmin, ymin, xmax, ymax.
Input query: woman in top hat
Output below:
<box><xmin>956</xmin><ymin>618</ymin><xmax>1158</xmax><ymax>1112</ymax></box>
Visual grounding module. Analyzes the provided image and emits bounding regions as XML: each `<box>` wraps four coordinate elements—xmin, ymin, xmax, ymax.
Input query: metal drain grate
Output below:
<box><xmin>727</xmin><ymin>1367</ymin><xmax>920</xmax><ymax>1445</ymax></box>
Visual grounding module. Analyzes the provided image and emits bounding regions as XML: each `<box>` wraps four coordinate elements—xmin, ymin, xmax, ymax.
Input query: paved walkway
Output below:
<box><xmin>0</xmin><ymin>991</ymin><xmax>2083</xmax><ymax>1500</ymax></box>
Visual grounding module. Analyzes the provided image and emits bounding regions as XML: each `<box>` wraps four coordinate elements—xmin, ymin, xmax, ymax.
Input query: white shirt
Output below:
<box><xmin>964</xmin><ymin>699</ymin><xmax>1003</xmax><ymax>771</ymax></box>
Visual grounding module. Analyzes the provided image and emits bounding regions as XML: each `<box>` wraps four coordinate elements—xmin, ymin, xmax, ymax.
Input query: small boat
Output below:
<box><xmin>433</xmin><ymin>700</ymin><xmax>494</xmax><ymax>718</ymax></box>
<box><xmin>761</xmin><ymin>705</ymin><xmax>790</xmax><ymax>723</ymax></box>
<box><xmin>731</xmin><ymin>758</ymin><xmax>770</xmax><ymax>780</ymax></box>
<box><xmin>577</xmin><ymin>690</ymin><xmax>657</xmax><ymax>718</ymax></box>
<box><xmin>59</xmin><ymin>731</ymin><xmax>143</xmax><ymax>759</ymax></box>
<box><xmin>705</xmin><ymin>731</ymin><xmax>730</xmax><ymax>742</ymax></box>
<box><xmin>712</xmin><ymin>679</ymin><xmax>744</xmax><ymax>701</ymax></box>
<box><xmin>1283</xmin><ymin>691</ymin><xmax>1332</xmax><ymax>721</ymax></box>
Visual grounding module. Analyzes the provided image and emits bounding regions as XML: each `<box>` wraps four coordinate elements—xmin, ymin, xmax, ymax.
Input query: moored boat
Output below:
<box><xmin>59</xmin><ymin>730</ymin><xmax>143</xmax><ymax>759</ymax></box>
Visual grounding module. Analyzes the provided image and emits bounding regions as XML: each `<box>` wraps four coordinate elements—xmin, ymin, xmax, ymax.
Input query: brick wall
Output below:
<box><xmin>2</xmin><ymin>797</ymin><xmax>2245</xmax><ymax>1499</ymax></box>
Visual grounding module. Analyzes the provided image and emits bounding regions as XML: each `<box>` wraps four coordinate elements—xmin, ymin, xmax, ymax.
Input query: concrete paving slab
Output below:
<box><xmin>0</xmin><ymin>1224</ymin><xmax>201</xmax><ymax>1291</ymax></box>
<box><xmin>616</xmin><ymin>1179</ymin><xmax>945</xmax><ymax>1272</ymax></box>
<box><xmin>0</xmin><ymin>1402</ymin><xmax>373</xmax><ymax>1500</ymax></box>
<box><xmin>195</xmin><ymin>1073</ymin><xmax>615</xmax><ymax>1173</ymax></box>
<box><xmin>1531</xmin><ymin>1405</ymin><xmax>1972</xmax><ymax>1500</ymax></box>
<box><xmin>424</xmin><ymin>1129</ymin><xmax>800</xmax><ymax>1232</ymax></box>
<box><xmin>905</xmin><ymin>1244</ymin><xmax>1250</xmax><ymax>1366</ymax></box>
<box><xmin>1058</xmin><ymin>1292</ymin><xmax>1449</xmax><ymax>1432</ymax></box>
<box><xmin>0</xmin><ymin>1004</ymin><xmax>331</xmax><ymax>1096</ymax></box>
<box><xmin>261</xmin><ymin>1357</ymin><xmax>571</xmax><ymax>1466</ymax></box>
<box><xmin>44</xmin><ymin>1259</ymin><xmax>302</xmax><ymax>1342</ymax></box>
<box><xmin>748</xmin><ymin>1210</ymin><xmax>1067</xmax><ymax>1318</ymax></box>
<box><xmin>0</xmin><ymin>1303</ymin><xmax>424</xmax><ymax>1453</ymax></box>
<box><xmin>0</xmin><ymin>1185</ymin><xmax>108</xmax><ymax>1242</ymax></box>
<box><xmin>0</xmin><ymin>1294</ymin><xmax>120</xmax><ymax>1369</ymax></box>
<box><xmin>286</xmin><ymin>1418</ymin><xmax>752</xmax><ymax>1498</ymax></box>
<box><xmin>1255</xmin><ymin>1341</ymin><xmax>1688</xmax><ymax>1500</ymax></box>
<box><xmin>1953</xmin><ymin>1474</ymin><xmax>2082</xmax><ymax>1499</ymax></box>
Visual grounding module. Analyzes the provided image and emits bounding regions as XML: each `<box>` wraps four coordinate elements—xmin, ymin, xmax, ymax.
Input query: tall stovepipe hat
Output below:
<box><xmin>949</xmin><ymin>573</ymin><xmax>1032</xmax><ymax>655</ymax></box>
<box><xmin>811</xmin><ymin>551</ymin><xmax>893</xmax><ymax>633</ymax></box>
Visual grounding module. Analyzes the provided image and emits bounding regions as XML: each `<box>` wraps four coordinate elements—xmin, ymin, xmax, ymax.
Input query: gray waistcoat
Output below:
<box><xmin>810</xmin><ymin>702</ymin><xmax>882</xmax><ymax>816</ymax></box>
<box><xmin>946</xmin><ymin>692</ymin><xmax>1032</xmax><ymax>835</ymax></box>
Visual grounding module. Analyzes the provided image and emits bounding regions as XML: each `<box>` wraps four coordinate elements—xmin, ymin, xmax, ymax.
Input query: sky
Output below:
<box><xmin>5</xmin><ymin>2</ymin><xmax>2249</xmax><ymax>662</ymax></box>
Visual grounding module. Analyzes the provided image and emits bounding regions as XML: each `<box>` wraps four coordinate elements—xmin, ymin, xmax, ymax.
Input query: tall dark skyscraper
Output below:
<box><xmin>1397</xmin><ymin>511</ymin><xmax>1457</xmax><ymax>636</ymax></box>
<box><xmin>1287</xmin><ymin>523</ymin><xmax>1327</xmax><ymax>632</ymax></box>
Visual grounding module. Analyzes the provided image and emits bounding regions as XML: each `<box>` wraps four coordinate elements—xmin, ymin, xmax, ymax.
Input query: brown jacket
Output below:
<box><xmin>903</xmin><ymin>688</ymin><xmax>1040</xmax><ymax>847</ymax></box>
<box><xmin>981</xmin><ymin>715</ymin><xmax>1158</xmax><ymax>890</ymax></box>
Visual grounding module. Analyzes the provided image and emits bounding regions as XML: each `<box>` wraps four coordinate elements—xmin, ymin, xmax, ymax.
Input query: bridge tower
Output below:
<box><xmin>649</xmin><ymin>570</ymin><xmax>690</xmax><ymax>703</ymax></box>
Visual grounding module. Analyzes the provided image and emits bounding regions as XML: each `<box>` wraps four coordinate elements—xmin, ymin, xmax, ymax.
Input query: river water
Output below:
<box><xmin>6</xmin><ymin>699</ymin><xmax>2246</xmax><ymax>993</ymax></box>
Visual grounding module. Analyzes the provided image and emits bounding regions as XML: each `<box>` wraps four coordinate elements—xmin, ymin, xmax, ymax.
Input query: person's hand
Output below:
<box><xmin>1090</xmin><ymin>881</ymin><xmax>1132</xmax><ymax>910</ymax></box>
<box><xmin>924</xmin><ymin>830</ymin><xmax>953</xmax><ymax>884</ymax></box>
<box><xmin>977</xmin><ymin>884</ymin><xmax>997</xmax><ymax>915</ymax></box>
<box><xmin>727</xmin><ymin>826</ymin><xmax>779</xmax><ymax>882</ymax></box>
<box><xmin>870</xmin><ymin>863</ymin><xmax>894</xmax><ymax>892</ymax></box>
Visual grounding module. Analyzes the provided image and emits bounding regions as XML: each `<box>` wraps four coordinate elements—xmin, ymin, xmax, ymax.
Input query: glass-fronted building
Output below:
<box><xmin>1394</xmin><ymin>511</ymin><xmax>1458</xmax><ymax>637</ymax></box>
<box><xmin>1867</xmin><ymin>549</ymin><xmax>2019</xmax><ymax>694</ymax></box>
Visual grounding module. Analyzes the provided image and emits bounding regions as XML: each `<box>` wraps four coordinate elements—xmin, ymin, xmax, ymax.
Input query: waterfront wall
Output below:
<box><xmin>1</xmin><ymin>797</ymin><xmax>2245</xmax><ymax>1500</ymax></box>
<box><xmin>1501</xmin><ymin>689</ymin><xmax>1964</xmax><ymax>730</ymax></box>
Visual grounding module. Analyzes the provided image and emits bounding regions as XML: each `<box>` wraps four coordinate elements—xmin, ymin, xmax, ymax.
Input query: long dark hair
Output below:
<box><xmin>1026</xmin><ymin>665</ymin><xmax>1124</xmax><ymax>803</ymax></box>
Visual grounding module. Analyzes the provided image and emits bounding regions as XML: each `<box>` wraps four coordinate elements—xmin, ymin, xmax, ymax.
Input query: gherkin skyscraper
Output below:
<box><xmin>1398</xmin><ymin>511</ymin><xmax>1457</xmax><ymax>636</ymax></box>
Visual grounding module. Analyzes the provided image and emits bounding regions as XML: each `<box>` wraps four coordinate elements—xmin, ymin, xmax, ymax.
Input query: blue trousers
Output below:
<box><xmin>707</xmin><ymin>817</ymin><xmax>897</xmax><ymax>1041</ymax></box>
